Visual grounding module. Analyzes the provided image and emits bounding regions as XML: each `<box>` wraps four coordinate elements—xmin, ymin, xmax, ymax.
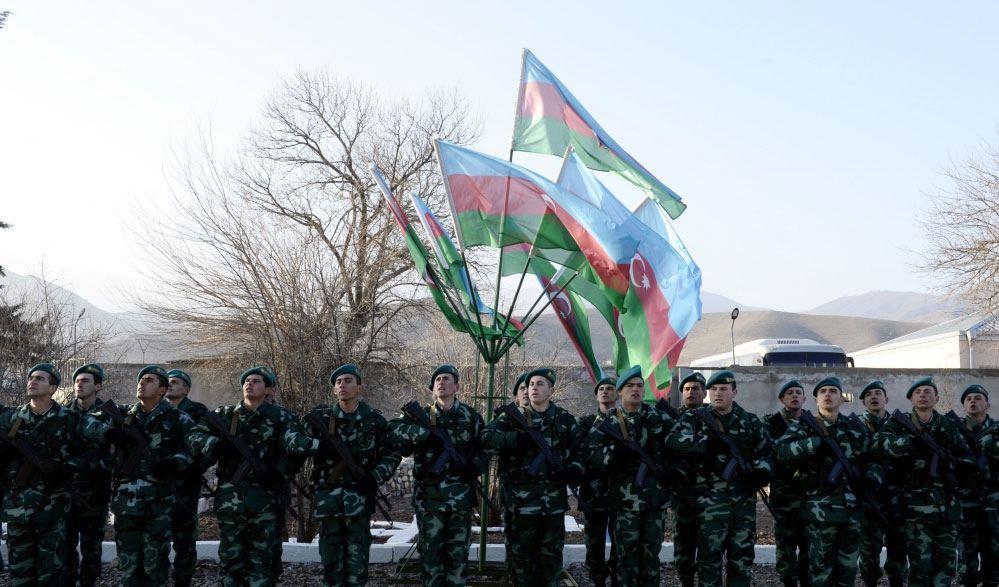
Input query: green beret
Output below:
<box><xmin>778</xmin><ymin>379</ymin><xmax>803</xmax><ymax>398</ymax></box>
<box><xmin>679</xmin><ymin>372</ymin><xmax>706</xmax><ymax>389</ymax></box>
<box><xmin>329</xmin><ymin>363</ymin><xmax>362</xmax><ymax>385</ymax></box>
<box><xmin>812</xmin><ymin>376</ymin><xmax>843</xmax><ymax>397</ymax></box>
<box><xmin>428</xmin><ymin>364</ymin><xmax>459</xmax><ymax>390</ymax></box>
<box><xmin>615</xmin><ymin>365</ymin><xmax>643</xmax><ymax>391</ymax></box>
<box><xmin>167</xmin><ymin>369</ymin><xmax>192</xmax><ymax>388</ymax></box>
<box><xmin>906</xmin><ymin>377</ymin><xmax>937</xmax><ymax>399</ymax></box>
<box><xmin>525</xmin><ymin>368</ymin><xmax>556</xmax><ymax>387</ymax></box>
<box><xmin>859</xmin><ymin>380</ymin><xmax>886</xmax><ymax>400</ymax></box>
<box><xmin>961</xmin><ymin>384</ymin><xmax>989</xmax><ymax>403</ymax></box>
<box><xmin>240</xmin><ymin>366</ymin><xmax>276</xmax><ymax>388</ymax></box>
<box><xmin>28</xmin><ymin>362</ymin><xmax>61</xmax><ymax>386</ymax></box>
<box><xmin>512</xmin><ymin>372</ymin><xmax>529</xmax><ymax>396</ymax></box>
<box><xmin>705</xmin><ymin>370</ymin><xmax>736</xmax><ymax>388</ymax></box>
<box><xmin>594</xmin><ymin>376</ymin><xmax>616</xmax><ymax>394</ymax></box>
<box><xmin>72</xmin><ymin>363</ymin><xmax>105</xmax><ymax>385</ymax></box>
<box><xmin>137</xmin><ymin>365</ymin><xmax>169</xmax><ymax>387</ymax></box>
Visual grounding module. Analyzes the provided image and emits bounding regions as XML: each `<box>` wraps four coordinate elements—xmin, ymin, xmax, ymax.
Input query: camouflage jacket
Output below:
<box><xmin>952</xmin><ymin>414</ymin><xmax>993</xmax><ymax>506</ymax></box>
<box><xmin>304</xmin><ymin>401</ymin><xmax>400</xmax><ymax>518</ymax></box>
<box><xmin>0</xmin><ymin>402</ymin><xmax>85</xmax><ymax>523</ymax></box>
<box><xmin>979</xmin><ymin>425</ymin><xmax>999</xmax><ymax>507</ymax></box>
<box><xmin>776</xmin><ymin>411</ymin><xmax>878</xmax><ymax>523</ymax></box>
<box><xmin>482</xmin><ymin>402</ymin><xmax>582</xmax><ymax>515</ymax></box>
<box><xmin>873</xmin><ymin>410</ymin><xmax>974</xmax><ymax>500</ymax></box>
<box><xmin>387</xmin><ymin>399</ymin><xmax>487</xmax><ymax>511</ymax></box>
<box><xmin>577</xmin><ymin>411</ymin><xmax>612</xmax><ymax>509</ymax></box>
<box><xmin>268</xmin><ymin>402</ymin><xmax>309</xmax><ymax>498</ymax></box>
<box><xmin>764</xmin><ymin>408</ymin><xmax>806</xmax><ymax>502</ymax></box>
<box><xmin>582</xmin><ymin>403</ymin><xmax>676</xmax><ymax>511</ymax></box>
<box><xmin>664</xmin><ymin>402</ymin><xmax>774</xmax><ymax>500</ymax></box>
<box><xmin>64</xmin><ymin>397</ymin><xmax>113</xmax><ymax>495</ymax></box>
<box><xmin>174</xmin><ymin>396</ymin><xmax>211</xmax><ymax>492</ymax></box>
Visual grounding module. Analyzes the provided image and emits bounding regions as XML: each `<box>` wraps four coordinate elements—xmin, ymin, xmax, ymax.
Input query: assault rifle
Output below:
<box><xmin>0</xmin><ymin>425</ymin><xmax>83</xmax><ymax>500</ymax></box>
<box><xmin>596</xmin><ymin>416</ymin><xmax>668</xmax><ymax>488</ymax></box>
<box><xmin>495</xmin><ymin>402</ymin><xmax>591</xmax><ymax>515</ymax></box>
<box><xmin>200</xmin><ymin>410</ymin><xmax>273</xmax><ymax>486</ymax></box>
<box><xmin>302</xmin><ymin>412</ymin><xmax>393</xmax><ymax>523</ymax></box>
<box><xmin>400</xmin><ymin>401</ymin><xmax>500</xmax><ymax>515</ymax></box>
<box><xmin>797</xmin><ymin>410</ymin><xmax>890</xmax><ymax>529</ymax></box>
<box><xmin>654</xmin><ymin>397</ymin><xmax>680</xmax><ymax>419</ymax></box>
<box><xmin>691</xmin><ymin>407</ymin><xmax>774</xmax><ymax>515</ymax></box>
<box><xmin>767</xmin><ymin>413</ymin><xmax>790</xmax><ymax>438</ymax></box>
<box><xmin>100</xmin><ymin>400</ymin><xmax>162</xmax><ymax>476</ymax></box>
<box><xmin>889</xmin><ymin>409</ymin><xmax>956</xmax><ymax>484</ymax></box>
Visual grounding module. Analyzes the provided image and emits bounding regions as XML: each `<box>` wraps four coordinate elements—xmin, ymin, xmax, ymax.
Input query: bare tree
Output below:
<box><xmin>920</xmin><ymin>135</ymin><xmax>999</xmax><ymax>314</ymax></box>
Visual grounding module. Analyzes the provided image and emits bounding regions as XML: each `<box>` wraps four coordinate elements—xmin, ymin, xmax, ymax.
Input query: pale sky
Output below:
<box><xmin>2</xmin><ymin>1</ymin><xmax>997</xmax><ymax>314</ymax></box>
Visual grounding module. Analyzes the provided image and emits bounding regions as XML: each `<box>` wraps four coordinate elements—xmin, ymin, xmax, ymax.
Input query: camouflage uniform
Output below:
<box><xmin>954</xmin><ymin>414</ymin><xmax>993</xmax><ymax>587</ymax></box>
<box><xmin>82</xmin><ymin>400</ymin><xmax>195</xmax><ymax>587</ymax></box>
<box><xmin>305</xmin><ymin>401</ymin><xmax>400</xmax><ymax>587</ymax></box>
<box><xmin>664</xmin><ymin>402</ymin><xmax>773</xmax><ymax>587</ymax></box>
<box><xmin>764</xmin><ymin>409</ymin><xmax>808</xmax><ymax>587</ymax></box>
<box><xmin>583</xmin><ymin>403</ymin><xmax>675</xmax><ymax>586</ymax></box>
<box><xmin>874</xmin><ymin>410</ymin><xmax>974</xmax><ymax>586</ymax></box>
<box><xmin>482</xmin><ymin>402</ymin><xmax>583</xmax><ymax>586</ymax></box>
<box><xmin>776</xmin><ymin>412</ymin><xmax>878</xmax><ymax>587</ymax></box>
<box><xmin>267</xmin><ymin>402</ymin><xmax>309</xmax><ymax>584</ymax></box>
<box><xmin>171</xmin><ymin>396</ymin><xmax>209</xmax><ymax>587</ymax></box>
<box><xmin>855</xmin><ymin>411</ymin><xmax>907</xmax><ymax>587</ymax></box>
<box><xmin>979</xmin><ymin>425</ymin><xmax>999</xmax><ymax>587</ymax></box>
<box><xmin>64</xmin><ymin>397</ymin><xmax>113</xmax><ymax>587</ymax></box>
<box><xmin>190</xmin><ymin>401</ymin><xmax>316</xmax><ymax>587</ymax></box>
<box><xmin>578</xmin><ymin>412</ymin><xmax>616</xmax><ymax>586</ymax></box>
<box><xmin>0</xmin><ymin>403</ymin><xmax>84</xmax><ymax>586</ymax></box>
<box><xmin>387</xmin><ymin>400</ymin><xmax>487</xmax><ymax>586</ymax></box>
<box><xmin>671</xmin><ymin>404</ymin><xmax>700</xmax><ymax>587</ymax></box>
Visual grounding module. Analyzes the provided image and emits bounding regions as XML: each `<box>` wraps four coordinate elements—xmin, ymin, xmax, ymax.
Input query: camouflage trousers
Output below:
<box><xmin>170</xmin><ymin>481</ymin><xmax>201</xmax><ymax>587</ymax></box>
<box><xmin>772</xmin><ymin>496</ymin><xmax>808</xmax><ymax>586</ymax></box>
<box><xmin>114</xmin><ymin>509</ymin><xmax>173</xmax><ymax>587</ymax></box>
<box><xmin>672</xmin><ymin>496</ymin><xmax>698</xmax><ymax>587</ymax></box>
<box><xmin>858</xmin><ymin>503</ymin><xmax>907</xmax><ymax>585</ymax></box>
<box><xmin>66</xmin><ymin>488</ymin><xmax>111</xmax><ymax>587</ymax></box>
<box><xmin>583</xmin><ymin>507</ymin><xmax>616</xmax><ymax>586</ymax></box>
<box><xmin>270</xmin><ymin>489</ymin><xmax>290</xmax><ymax>583</ymax></box>
<box><xmin>7</xmin><ymin>517</ymin><xmax>67</xmax><ymax>586</ymax></box>
<box><xmin>804</xmin><ymin>514</ymin><xmax>861</xmax><ymax>587</ymax></box>
<box><xmin>611</xmin><ymin>507</ymin><xmax>666</xmax><ymax>586</ymax></box>
<box><xmin>318</xmin><ymin>514</ymin><xmax>372</xmax><ymax>587</ymax></box>
<box><xmin>217</xmin><ymin>507</ymin><xmax>280</xmax><ymax>586</ymax></box>
<box><xmin>958</xmin><ymin>503</ymin><xmax>993</xmax><ymax>586</ymax></box>
<box><xmin>695</xmin><ymin>495</ymin><xmax>756</xmax><ymax>587</ymax></box>
<box><xmin>903</xmin><ymin>498</ymin><xmax>959</xmax><ymax>587</ymax></box>
<box><xmin>505</xmin><ymin>511</ymin><xmax>565</xmax><ymax>586</ymax></box>
<box><xmin>988</xmin><ymin>504</ymin><xmax>999</xmax><ymax>587</ymax></box>
<box><xmin>415</xmin><ymin>503</ymin><xmax>473</xmax><ymax>586</ymax></box>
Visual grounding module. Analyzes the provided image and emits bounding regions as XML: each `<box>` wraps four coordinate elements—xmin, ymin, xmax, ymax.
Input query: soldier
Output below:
<box><xmin>855</xmin><ymin>380</ymin><xmax>906</xmax><ymax>587</ymax></box>
<box><xmin>164</xmin><ymin>368</ymin><xmax>209</xmax><ymax>587</ymax></box>
<box><xmin>303</xmin><ymin>363</ymin><xmax>401</xmax><ymax>587</ymax></box>
<box><xmin>578</xmin><ymin>375</ymin><xmax>618</xmax><ymax>587</ymax></box>
<box><xmin>672</xmin><ymin>371</ymin><xmax>706</xmax><ymax>587</ymax></box>
<box><xmin>765</xmin><ymin>379</ymin><xmax>809</xmax><ymax>587</ymax></box>
<box><xmin>955</xmin><ymin>384</ymin><xmax>993</xmax><ymax>587</ymax></box>
<box><xmin>776</xmin><ymin>377</ymin><xmax>876</xmax><ymax>586</ymax></box>
<box><xmin>0</xmin><ymin>363</ymin><xmax>84</xmax><ymax>585</ymax></box>
<box><xmin>482</xmin><ymin>367</ymin><xmax>584</xmax><ymax>586</ymax></box>
<box><xmin>583</xmin><ymin>365</ymin><xmax>675</xmax><ymax>586</ymax></box>
<box><xmin>664</xmin><ymin>370</ymin><xmax>773</xmax><ymax>587</ymax></box>
<box><xmin>387</xmin><ymin>364</ymin><xmax>488</xmax><ymax>586</ymax></box>
<box><xmin>81</xmin><ymin>365</ymin><xmax>196</xmax><ymax>587</ymax></box>
<box><xmin>978</xmin><ymin>418</ymin><xmax>999</xmax><ymax>587</ymax></box>
<box><xmin>64</xmin><ymin>363</ymin><xmax>113</xmax><ymax>587</ymax></box>
<box><xmin>498</xmin><ymin>370</ymin><xmax>531</xmax><ymax>575</ymax></box>
<box><xmin>513</xmin><ymin>371</ymin><xmax>530</xmax><ymax>408</ymax></box>
<box><xmin>873</xmin><ymin>377</ymin><xmax>974</xmax><ymax>586</ymax></box>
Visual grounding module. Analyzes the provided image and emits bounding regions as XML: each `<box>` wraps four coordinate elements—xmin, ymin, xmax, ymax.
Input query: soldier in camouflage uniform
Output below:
<box><xmin>954</xmin><ymin>384</ymin><xmax>993</xmax><ymax>587</ymax></box>
<box><xmin>664</xmin><ymin>370</ymin><xmax>773</xmax><ymax>587</ymax></box>
<box><xmin>483</xmin><ymin>367</ymin><xmax>584</xmax><ymax>586</ymax></box>
<box><xmin>65</xmin><ymin>363</ymin><xmax>113</xmax><ymax>587</ymax></box>
<box><xmin>0</xmin><ymin>363</ymin><xmax>84</xmax><ymax>586</ymax></box>
<box><xmin>513</xmin><ymin>370</ymin><xmax>530</xmax><ymax>408</ymax></box>
<box><xmin>583</xmin><ymin>365</ymin><xmax>675</xmax><ymax>586</ymax></box>
<box><xmin>979</xmin><ymin>418</ymin><xmax>999</xmax><ymax>587</ymax></box>
<box><xmin>873</xmin><ymin>376</ymin><xmax>974</xmax><ymax>586</ymax></box>
<box><xmin>577</xmin><ymin>375</ymin><xmax>618</xmax><ymax>587</ymax></box>
<box><xmin>856</xmin><ymin>380</ymin><xmax>906</xmax><ymax>587</ymax></box>
<box><xmin>303</xmin><ymin>363</ymin><xmax>401</xmax><ymax>587</ymax></box>
<box><xmin>387</xmin><ymin>364</ymin><xmax>488</xmax><ymax>586</ymax></box>
<box><xmin>498</xmin><ymin>371</ymin><xmax>530</xmax><ymax>576</ymax></box>
<box><xmin>776</xmin><ymin>377</ymin><xmax>879</xmax><ymax>586</ymax></box>
<box><xmin>81</xmin><ymin>365</ymin><xmax>196</xmax><ymax>587</ymax></box>
<box><xmin>764</xmin><ymin>379</ymin><xmax>809</xmax><ymax>587</ymax></box>
<box><xmin>164</xmin><ymin>368</ymin><xmax>210</xmax><ymax>587</ymax></box>
<box><xmin>672</xmin><ymin>371</ymin><xmax>705</xmax><ymax>587</ymax></box>
<box><xmin>189</xmin><ymin>366</ymin><xmax>317</xmax><ymax>587</ymax></box>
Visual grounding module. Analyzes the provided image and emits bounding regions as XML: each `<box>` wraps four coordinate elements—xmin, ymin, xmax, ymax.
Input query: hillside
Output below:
<box><xmin>807</xmin><ymin>290</ymin><xmax>965</xmax><ymax>324</ymax></box>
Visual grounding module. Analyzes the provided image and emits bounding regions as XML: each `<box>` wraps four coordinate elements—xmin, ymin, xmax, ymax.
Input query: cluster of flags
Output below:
<box><xmin>372</xmin><ymin>49</ymin><xmax>702</xmax><ymax>397</ymax></box>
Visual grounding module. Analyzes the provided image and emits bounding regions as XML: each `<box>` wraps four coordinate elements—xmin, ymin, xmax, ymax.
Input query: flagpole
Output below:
<box><xmin>497</xmin><ymin>271</ymin><xmax>580</xmax><ymax>358</ymax></box>
<box><xmin>425</xmin><ymin>263</ymin><xmax>490</xmax><ymax>359</ymax></box>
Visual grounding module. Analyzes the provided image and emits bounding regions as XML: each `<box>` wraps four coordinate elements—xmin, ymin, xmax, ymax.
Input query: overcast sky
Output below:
<box><xmin>2</xmin><ymin>1</ymin><xmax>997</xmax><ymax>314</ymax></box>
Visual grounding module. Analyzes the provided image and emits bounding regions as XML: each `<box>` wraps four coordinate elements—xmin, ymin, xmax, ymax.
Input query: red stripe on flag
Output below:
<box><xmin>540</xmin><ymin>274</ymin><xmax>598</xmax><ymax>383</ymax></box>
<box><xmin>519</xmin><ymin>82</ymin><xmax>598</xmax><ymax>140</ymax></box>
<box><xmin>629</xmin><ymin>251</ymin><xmax>683</xmax><ymax>364</ymax></box>
<box><xmin>448</xmin><ymin>174</ymin><xmax>556</xmax><ymax>216</ymax></box>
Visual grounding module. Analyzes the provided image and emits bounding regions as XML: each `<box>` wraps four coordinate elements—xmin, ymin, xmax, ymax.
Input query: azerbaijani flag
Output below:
<box><xmin>512</xmin><ymin>49</ymin><xmax>686</xmax><ymax>219</ymax></box>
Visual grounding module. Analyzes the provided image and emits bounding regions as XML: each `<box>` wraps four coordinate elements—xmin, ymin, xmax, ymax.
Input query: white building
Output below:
<box><xmin>850</xmin><ymin>313</ymin><xmax>999</xmax><ymax>369</ymax></box>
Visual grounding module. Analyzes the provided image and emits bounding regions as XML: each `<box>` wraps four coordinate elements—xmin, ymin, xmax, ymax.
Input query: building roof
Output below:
<box><xmin>852</xmin><ymin>312</ymin><xmax>999</xmax><ymax>353</ymax></box>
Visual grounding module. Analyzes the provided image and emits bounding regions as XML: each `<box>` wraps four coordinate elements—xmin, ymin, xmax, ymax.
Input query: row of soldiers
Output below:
<box><xmin>1</xmin><ymin>360</ymin><xmax>997</xmax><ymax>587</ymax></box>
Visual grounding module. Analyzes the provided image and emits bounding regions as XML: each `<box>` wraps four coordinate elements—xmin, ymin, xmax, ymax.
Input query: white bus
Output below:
<box><xmin>688</xmin><ymin>338</ymin><xmax>853</xmax><ymax>368</ymax></box>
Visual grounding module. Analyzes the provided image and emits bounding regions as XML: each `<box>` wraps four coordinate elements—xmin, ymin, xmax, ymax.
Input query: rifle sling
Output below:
<box><xmin>8</xmin><ymin>418</ymin><xmax>33</xmax><ymax>486</ymax></box>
